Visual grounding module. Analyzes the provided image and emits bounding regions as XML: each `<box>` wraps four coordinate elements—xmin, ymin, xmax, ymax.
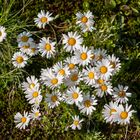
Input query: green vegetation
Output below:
<box><xmin>0</xmin><ymin>0</ymin><xmax>140</xmax><ymax>139</ymax></box>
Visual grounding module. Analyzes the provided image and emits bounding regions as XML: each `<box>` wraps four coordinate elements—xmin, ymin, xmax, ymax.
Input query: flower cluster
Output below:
<box><xmin>13</xmin><ymin>10</ymin><xmax>135</xmax><ymax>130</ymax></box>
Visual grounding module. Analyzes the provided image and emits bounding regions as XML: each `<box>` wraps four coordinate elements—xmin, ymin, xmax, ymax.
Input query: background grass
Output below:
<box><xmin>0</xmin><ymin>0</ymin><xmax>140</xmax><ymax>139</ymax></box>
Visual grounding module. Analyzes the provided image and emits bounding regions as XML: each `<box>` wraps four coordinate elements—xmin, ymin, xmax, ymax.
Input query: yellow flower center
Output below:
<box><xmin>90</xmin><ymin>54</ymin><xmax>95</xmax><ymax>59</ymax></box>
<box><xmin>51</xmin><ymin>78</ymin><xmax>58</xmax><ymax>85</ymax></box>
<box><xmin>32</xmin><ymin>91</ymin><xmax>39</xmax><ymax>98</ymax></box>
<box><xmin>40</xmin><ymin>17</ymin><xmax>48</xmax><ymax>23</ymax></box>
<box><xmin>101</xmin><ymin>85</ymin><xmax>107</xmax><ymax>91</ymax></box>
<box><xmin>51</xmin><ymin>95</ymin><xmax>58</xmax><ymax>102</ymax></box>
<box><xmin>23</xmin><ymin>45</ymin><xmax>30</xmax><ymax>49</ymax></box>
<box><xmin>97</xmin><ymin>55</ymin><xmax>103</xmax><ymax>61</ymax></box>
<box><xmin>100</xmin><ymin>66</ymin><xmax>108</xmax><ymax>74</ymax></box>
<box><xmin>73</xmin><ymin>120</ymin><xmax>79</xmax><ymax>126</ymax></box>
<box><xmin>16</xmin><ymin>56</ymin><xmax>24</xmax><ymax>63</ymax></box>
<box><xmin>21</xmin><ymin>117</ymin><xmax>27</xmax><ymax>123</ymax></box>
<box><xmin>110</xmin><ymin>109</ymin><xmax>117</xmax><ymax>115</ymax></box>
<box><xmin>71</xmin><ymin>74</ymin><xmax>78</xmax><ymax>81</ymax></box>
<box><xmin>97</xmin><ymin>79</ymin><xmax>104</xmax><ymax>84</ymax></box>
<box><xmin>69</xmin><ymin>63</ymin><xmax>75</xmax><ymax>69</ymax></box>
<box><xmin>45</xmin><ymin>43</ymin><xmax>51</xmax><ymax>51</ymax></box>
<box><xmin>31</xmin><ymin>48</ymin><xmax>36</xmax><ymax>53</ymax></box>
<box><xmin>21</xmin><ymin>36</ymin><xmax>29</xmax><ymax>42</ymax></box>
<box><xmin>110</xmin><ymin>61</ymin><xmax>116</xmax><ymax>68</ymax></box>
<box><xmin>35</xmin><ymin>112</ymin><xmax>39</xmax><ymax>117</ymax></box>
<box><xmin>118</xmin><ymin>91</ymin><xmax>126</xmax><ymax>97</ymax></box>
<box><xmin>88</xmin><ymin>72</ymin><xmax>94</xmax><ymax>79</ymax></box>
<box><xmin>72</xmin><ymin>92</ymin><xmax>79</xmax><ymax>99</ymax></box>
<box><xmin>80</xmin><ymin>52</ymin><xmax>87</xmax><ymax>60</ymax></box>
<box><xmin>84</xmin><ymin>100</ymin><xmax>91</xmax><ymax>107</ymax></box>
<box><xmin>81</xmin><ymin>16</ymin><xmax>88</xmax><ymax>23</ymax></box>
<box><xmin>29</xmin><ymin>83</ymin><xmax>35</xmax><ymax>89</ymax></box>
<box><xmin>120</xmin><ymin>111</ymin><xmax>128</xmax><ymax>119</ymax></box>
<box><xmin>68</xmin><ymin>38</ymin><xmax>76</xmax><ymax>46</ymax></box>
<box><xmin>59</xmin><ymin>69</ymin><xmax>65</xmax><ymax>75</ymax></box>
<box><xmin>0</xmin><ymin>31</ymin><xmax>2</xmax><ymax>36</ymax></box>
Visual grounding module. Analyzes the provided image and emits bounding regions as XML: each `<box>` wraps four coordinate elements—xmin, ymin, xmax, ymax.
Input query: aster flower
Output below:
<box><xmin>70</xmin><ymin>115</ymin><xmax>83</xmax><ymax>130</ymax></box>
<box><xmin>34</xmin><ymin>10</ymin><xmax>54</xmax><ymax>28</ymax></box>
<box><xmin>14</xmin><ymin>111</ymin><xmax>30</xmax><ymax>129</ymax></box>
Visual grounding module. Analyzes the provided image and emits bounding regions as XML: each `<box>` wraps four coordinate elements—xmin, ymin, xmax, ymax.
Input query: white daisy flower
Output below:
<box><xmin>76</xmin><ymin>11</ymin><xmax>95</xmax><ymax>32</ymax></box>
<box><xmin>113</xmin><ymin>85</ymin><xmax>132</xmax><ymax>104</ymax></box>
<box><xmin>45</xmin><ymin>91</ymin><xmax>62</xmax><ymax>108</ymax></box>
<box><xmin>29</xmin><ymin>108</ymin><xmax>41</xmax><ymax>120</ymax></box>
<box><xmin>34</xmin><ymin>10</ymin><xmax>54</xmax><ymax>28</ymax></box>
<box><xmin>95</xmin><ymin>82</ymin><xmax>113</xmax><ymax>97</ymax></box>
<box><xmin>95</xmin><ymin>78</ymin><xmax>105</xmax><ymax>86</ymax></box>
<box><xmin>38</xmin><ymin>37</ymin><xmax>56</xmax><ymax>58</ymax></box>
<box><xmin>78</xmin><ymin>94</ymin><xmax>97</xmax><ymax>115</ymax></box>
<box><xmin>25</xmin><ymin>87</ymin><xmax>42</xmax><ymax>105</ymax></box>
<box><xmin>40</xmin><ymin>68</ymin><xmax>63</xmax><ymax>89</ymax></box>
<box><xmin>102</xmin><ymin>101</ymin><xmax>118</xmax><ymax>123</ymax></box>
<box><xmin>14</xmin><ymin>111</ymin><xmax>30</xmax><ymax>129</ymax></box>
<box><xmin>64</xmin><ymin>57</ymin><xmax>78</xmax><ymax>71</ymax></box>
<box><xmin>74</xmin><ymin>46</ymin><xmax>92</xmax><ymax>66</ymax></box>
<box><xmin>82</xmin><ymin>66</ymin><xmax>98</xmax><ymax>87</ymax></box>
<box><xmin>21</xmin><ymin>75</ymin><xmax>40</xmax><ymax>92</ymax></box>
<box><xmin>18</xmin><ymin>43</ymin><xmax>31</xmax><ymax>55</ymax></box>
<box><xmin>64</xmin><ymin>70</ymin><xmax>83</xmax><ymax>87</ymax></box>
<box><xmin>96</xmin><ymin>59</ymin><xmax>113</xmax><ymax>80</ymax></box>
<box><xmin>108</xmin><ymin>54</ymin><xmax>121</xmax><ymax>74</ymax></box>
<box><xmin>94</xmin><ymin>48</ymin><xmax>107</xmax><ymax>62</ymax></box>
<box><xmin>53</xmin><ymin>61</ymin><xmax>70</xmax><ymax>78</ymax></box>
<box><xmin>17</xmin><ymin>31</ymin><xmax>33</xmax><ymax>46</ymax></box>
<box><xmin>70</xmin><ymin>115</ymin><xmax>83</xmax><ymax>130</ymax></box>
<box><xmin>12</xmin><ymin>52</ymin><xmax>28</xmax><ymax>68</ymax></box>
<box><xmin>0</xmin><ymin>26</ymin><xmax>6</xmax><ymax>42</ymax></box>
<box><xmin>114</xmin><ymin>104</ymin><xmax>135</xmax><ymax>125</ymax></box>
<box><xmin>62</xmin><ymin>31</ymin><xmax>83</xmax><ymax>52</ymax></box>
<box><xmin>65</xmin><ymin>86</ymin><xmax>83</xmax><ymax>105</ymax></box>
<box><xmin>28</xmin><ymin>43</ymin><xmax>38</xmax><ymax>56</ymax></box>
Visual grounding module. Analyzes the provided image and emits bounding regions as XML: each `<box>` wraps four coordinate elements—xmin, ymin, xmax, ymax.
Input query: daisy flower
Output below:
<box><xmin>31</xmin><ymin>98</ymin><xmax>42</xmax><ymax>108</ymax></box>
<box><xmin>78</xmin><ymin>94</ymin><xmax>97</xmax><ymax>115</ymax></box>
<box><xmin>62</xmin><ymin>31</ymin><xmax>83</xmax><ymax>52</ymax></box>
<box><xmin>34</xmin><ymin>10</ymin><xmax>54</xmax><ymax>28</ymax></box>
<box><xmin>114</xmin><ymin>104</ymin><xmax>135</xmax><ymax>125</ymax></box>
<box><xmin>74</xmin><ymin>46</ymin><xmax>92</xmax><ymax>66</ymax></box>
<box><xmin>17</xmin><ymin>31</ymin><xmax>33</xmax><ymax>46</ymax></box>
<box><xmin>94</xmin><ymin>48</ymin><xmax>107</xmax><ymax>62</ymax></box>
<box><xmin>38</xmin><ymin>37</ymin><xmax>56</xmax><ymax>58</ymax></box>
<box><xmin>64</xmin><ymin>57</ymin><xmax>78</xmax><ymax>71</ymax></box>
<box><xmin>76</xmin><ymin>11</ymin><xmax>95</xmax><ymax>32</ymax></box>
<box><xmin>12</xmin><ymin>52</ymin><xmax>28</xmax><ymax>68</ymax></box>
<box><xmin>28</xmin><ymin>43</ymin><xmax>38</xmax><ymax>56</ymax></box>
<box><xmin>70</xmin><ymin>115</ymin><xmax>83</xmax><ymax>130</ymax></box>
<box><xmin>108</xmin><ymin>54</ymin><xmax>121</xmax><ymax>74</ymax></box>
<box><xmin>53</xmin><ymin>61</ymin><xmax>70</xmax><ymax>78</ymax></box>
<box><xmin>96</xmin><ymin>59</ymin><xmax>113</xmax><ymax>80</ymax></box>
<box><xmin>95</xmin><ymin>78</ymin><xmax>105</xmax><ymax>86</ymax></box>
<box><xmin>18</xmin><ymin>43</ymin><xmax>31</xmax><ymax>55</ymax></box>
<box><xmin>40</xmin><ymin>68</ymin><xmax>63</xmax><ymax>89</ymax></box>
<box><xmin>25</xmin><ymin>87</ymin><xmax>42</xmax><ymax>105</ymax></box>
<box><xmin>102</xmin><ymin>101</ymin><xmax>118</xmax><ymax>123</ymax></box>
<box><xmin>45</xmin><ymin>91</ymin><xmax>62</xmax><ymax>108</ymax></box>
<box><xmin>65</xmin><ymin>86</ymin><xmax>83</xmax><ymax>105</ymax></box>
<box><xmin>95</xmin><ymin>82</ymin><xmax>113</xmax><ymax>97</ymax></box>
<box><xmin>29</xmin><ymin>108</ymin><xmax>41</xmax><ymax>120</ymax></box>
<box><xmin>64</xmin><ymin>70</ymin><xmax>83</xmax><ymax>87</ymax></box>
<box><xmin>82</xmin><ymin>66</ymin><xmax>98</xmax><ymax>87</ymax></box>
<box><xmin>0</xmin><ymin>26</ymin><xmax>6</xmax><ymax>42</ymax></box>
<box><xmin>113</xmin><ymin>85</ymin><xmax>132</xmax><ymax>104</ymax></box>
<box><xmin>14</xmin><ymin>111</ymin><xmax>30</xmax><ymax>129</ymax></box>
<box><xmin>21</xmin><ymin>75</ymin><xmax>40</xmax><ymax>92</ymax></box>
